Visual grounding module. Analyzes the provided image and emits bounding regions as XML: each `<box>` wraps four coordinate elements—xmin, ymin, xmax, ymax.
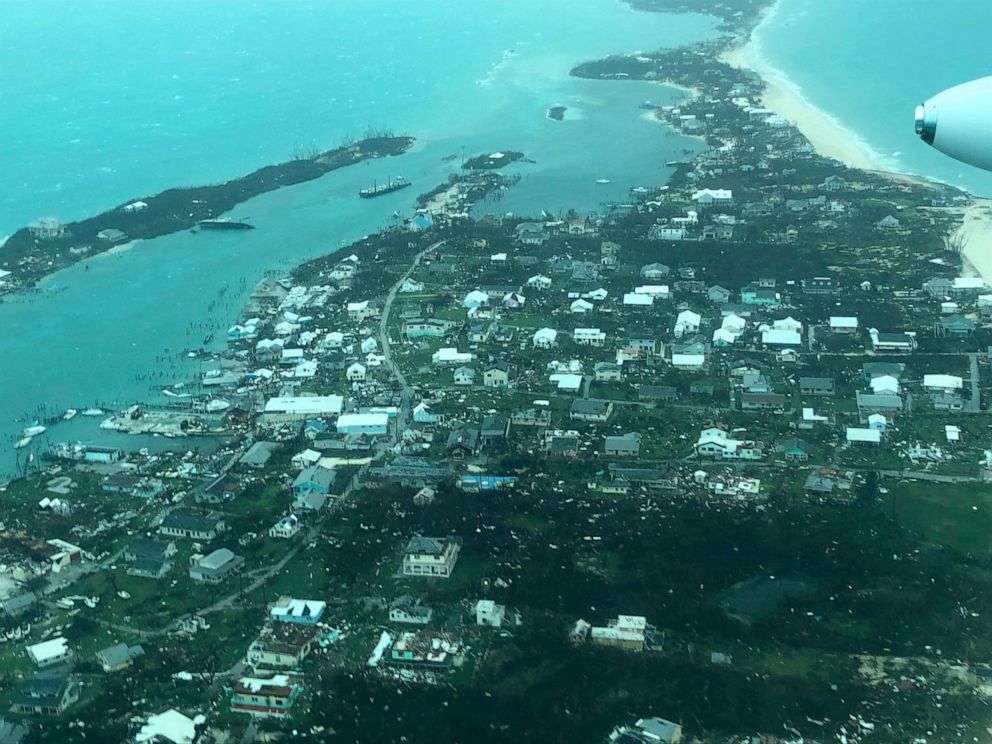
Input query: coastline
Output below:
<box><xmin>717</xmin><ymin>2</ymin><xmax>885</xmax><ymax>172</ymax></box>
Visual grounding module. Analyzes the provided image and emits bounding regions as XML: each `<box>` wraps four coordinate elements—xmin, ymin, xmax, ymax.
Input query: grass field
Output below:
<box><xmin>888</xmin><ymin>480</ymin><xmax>992</xmax><ymax>556</ymax></box>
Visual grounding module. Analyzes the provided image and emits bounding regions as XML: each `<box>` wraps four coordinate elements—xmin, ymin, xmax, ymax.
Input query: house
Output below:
<box><xmin>626</xmin><ymin>337</ymin><xmax>660</xmax><ymax>357</ymax></box>
<box><xmin>863</xmin><ymin>361</ymin><xmax>906</xmax><ymax>381</ymax></box>
<box><xmin>230</xmin><ymin>675</ymin><xmax>302</xmax><ymax>718</ymax></box>
<box><xmin>189</xmin><ymin>549</ymin><xmax>244</xmax><ymax>584</ymax></box>
<box><xmin>270</xmin><ymin>598</ymin><xmax>326</xmax><ymax>625</ymax></box>
<box><xmin>453</xmin><ymin>365</ymin><xmax>476</xmax><ymax>386</ymax></box>
<box><xmin>511</xmin><ymin>408</ymin><xmax>552</xmax><ymax>428</ymax></box>
<box><xmin>346</xmin><ymin>362</ymin><xmax>367</xmax><ymax>382</ymax></box>
<box><xmin>527</xmin><ymin>274</ymin><xmax>552</xmax><ymax>290</ymax></box>
<box><xmin>347</xmin><ymin>300</ymin><xmax>379</xmax><ymax>322</ymax></box>
<box><xmin>292</xmin><ymin>492</ymin><xmax>327</xmax><ymax>514</ymax></box>
<box><xmin>937</xmin><ymin>314</ymin><xmax>976</xmax><ymax>336</ymax></box>
<box><xmin>671</xmin><ymin>353</ymin><xmax>705</xmax><ymax>370</ymax></box>
<box><xmin>594</xmin><ymin>362</ymin><xmax>623</xmax><ymax>382</ymax></box>
<box><xmin>740</xmin><ymin>392</ymin><xmax>787</xmax><ymax>410</ymax></box>
<box><xmin>247</xmin><ymin>624</ymin><xmax>318</xmax><ymax>670</ymax></box>
<box><xmin>820</xmin><ymin>175</ymin><xmax>848</xmax><ymax>191</ymax></box>
<box><xmin>480</xmin><ymin>415</ymin><xmax>509</xmax><ymax>448</ymax></box>
<box><xmin>570</xmin><ymin>298</ymin><xmax>595</xmax><ymax>314</ymax></box>
<box><xmin>446</xmin><ymin>423</ymin><xmax>480</xmax><ymax>458</ymax></box>
<box><xmin>799</xmin><ymin>377</ymin><xmax>835</xmax><ymax>396</ymax></box>
<box><xmin>590</xmin><ymin>614</ymin><xmax>652</xmax><ymax>652</ymax></box>
<box><xmin>761</xmin><ymin>329</ymin><xmax>801</xmax><ymax>347</ymax></box>
<box><xmin>856</xmin><ymin>391</ymin><xmax>903</xmax><ymax>420</ymax></box>
<box><xmin>402</xmin><ymin>536</ymin><xmax>462</xmax><ymax>578</ymax></box>
<box><xmin>26</xmin><ymin>638</ymin><xmax>73</xmax><ymax>668</ymax></box>
<box><xmin>674</xmin><ymin>310</ymin><xmax>701</xmax><ymax>337</ymax></box>
<box><xmin>96</xmin><ymin>643</ymin><xmax>144</xmax><ymax>673</ymax></box>
<box><xmin>875</xmin><ymin>215</ymin><xmax>901</xmax><ymax>230</ymax></box>
<box><xmin>134</xmin><ymin>709</ymin><xmax>200</xmax><ymax>744</ymax></box>
<box><xmin>386</xmin><ymin>632</ymin><xmax>462</xmax><ymax>671</ymax></box>
<box><xmin>159</xmin><ymin>513</ymin><xmax>225</xmax><ymax>541</ymax></box>
<box><xmin>573</xmin><ymin>328</ymin><xmax>607</xmax><ymax>347</ymax></box>
<box><xmin>389</xmin><ymin>596</ymin><xmax>433</xmax><ymax>625</ymax></box>
<box><xmin>515</xmin><ymin>222</ymin><xmax>548</xmax><ymax>245</ymax></box>
<box><xmin>869</xmin><ymin>328</ymin><xmax>917</xmax><ymax>352</ymax></box>
<box><xmin>468</xmin><ymin>321</ymin><xmax>494</xmax><ymax>343</ymax></box>
<box><xmin>239</xmin><ymin>441</ymin><xmax>282</xmax><ymax>470</ymax></box>
<box><xmin>570</xmin><ymin>399</ymin><xmax>613</xmax><ymax>423</ymax></box>
<box><xmin>640</xmin><ymin>262</ymin><xmax>670</xmax><ymax>279</ymax></box>
<box><xmin>608</xmin><ymin>717</ymin><xmax>683</xmax><ymax>744</ymax></box>
<box><xmin>403</xmin><ymin>318</ymin><xmax>451</xmax><ymax>339</ymax></box>
<box><xmin>533</xmin><ymin>328</ymin><xmax>558</xmax><ymax>348</ymax></box>
<box><xmin>432</xmin><ymin>347</ymin><xmax>473</xmax><ymax>366</ymax></box>
<box><xmin>292</xmin><ymin>465</ymin><xmax>336</xmax><ymax>497</ymax></box>
<box><xmin>741</xmin><ymin>284</ymin><xmax>781</xmax><ymax>307</ymax></box>
<box><xmin>269</xmin><ymin>515</ymin><xmax>301</xmax><ymax>539</ymax></box>
<box><xmin>1</xmin><ymin>592</ymin><xmax>35</xmax><ymax>617</ymax></box>
<box><xmin>781</xmin><ymin>437</ymin><xmax>810</xmax><ymax>462</ymax></box>
<box><xmin>691</xmin><ymin>188</ymin><xmax>733</xmax><ymax>207</ymax></box>
<box><xmin>924</xmin><ymin>374</ymin><xmax>964</xmax><ymax>394</ymax></box>
<box><xmin>604</xmin><ymin>433</ymin><xmax>641</xmax><ymax>457</ymax></box>
<box><xmin>124</xmin><ymin>538</ymin><xmax>176</xmax><ymax>564</ymax></box>
<box><xmin>847</xmin><ymin>427</ymin><xmax>881</xmax><ymax>446</ymax></box>
<box><xmin>638</xmin><ymin>385</ymin><xmax>678</xmax><ymax>402</ymax></box>
<box><xmin>483</xmin><ymin>361</ymin><xmax>512</xmax><ymax>388</ymax></box>
<box><xmin>398</xmin><ymin>278</ymin><xmax>424</xmax><ymax>293</ymax></box>
<box><xmin>546</xmin><ymin>431</ymin><xmax>580</xmax><ymax>458</ymax></box>
<box><xmin>804</xmin><ymin>468</ymin><xmax>855</xmax><ymax>500</ymax></box>
<box><xmin>869</xmin><ymin>374</ymin><xmax>900</xmax><ymax>395</ymax></box>
<box><xmin>695</xmin><ymin>424</ymin><xmax>763</xmax><ymax>460</ymax></box>
<box><xmin>707</xmin><ymin>285</ymin><xmax>731</xmax><ymax>304</ymax></box>
<box><xmin>804</xmin><ymin>276</ymin><xmax>838</xmax><ymax>295</ymax></box>
<box><xmin>623</xmin><ymin>292</ymin><xmax>654</xmax><ymax>308</ymax></box>
<box><xmin>475</xmin><ymin>599</ymin><xmax>506</xmax><ymax>628</ymax></box>
<box><xmin>336</xmin><ymin>412</ymin><xmax>389</xmax><ymax>435</ymax></box>
<box><xmin>10</xmin><ymin>675</ymin><xmax>79</xmax><ymax>716</ymax></box>
<box><xmin>829</xmin><ymin>316</ymin><xmax>859</xmax><ymax>334</ymax></box>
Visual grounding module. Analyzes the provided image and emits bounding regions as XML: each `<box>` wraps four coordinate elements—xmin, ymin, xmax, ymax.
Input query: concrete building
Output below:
<box><xmin>336</xmin><ymin>413</ymin><xmax>389</xmax><ymax>436</ymax></box>
<box><xmin>189</xmin><ymin>549</ymin><xmax>243</xmax><ymax>584</ymax></box>
<box><xmin>401</xmin><ymin>536</ymin><xmax>461</xmax><ymax>579</ymax></box>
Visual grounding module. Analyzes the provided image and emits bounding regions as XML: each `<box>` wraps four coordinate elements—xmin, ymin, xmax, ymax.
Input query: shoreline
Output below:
<box><xmin>717</xmin><ymin>1</ymin><xmax>887</xmax><ymax>173</ymax></box>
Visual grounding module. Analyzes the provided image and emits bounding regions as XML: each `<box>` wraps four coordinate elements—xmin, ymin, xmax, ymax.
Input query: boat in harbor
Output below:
<box><xmin>359</xmin><ymin>176</ymin><xmax>411</xmax><ymax>198</ymax></box>
<box><xmin>14</xmin><ymin>437</ymin><xmax>31</xmax><ymax>449</ymax></box>
<box><xmin>665</xmin><ymin>160</ymin><xmax>679</xmax><ymax>166</ymax></box>
<box><xmin>596</xmin><ymin>178</ymin><xmax>610</xmax><ymax>184</ymax></box>
<box><xmin>197</xmin><ymin>218</ymin><xmax>254</xmax><ymax>231</ymax></box>
<box><xmin>22</xmin><ymin>425</ymin><xmax>46</xmax><ymax>438</ymax></box>
<box><xmin>81</xmin><ymin>408</ymin><xmax>104</xmax><ymax>416</ymax></box>
<box><xmin>63</xmin><ymin>409</ymin><xmax>78</xmax><ymax>420</ymax></box>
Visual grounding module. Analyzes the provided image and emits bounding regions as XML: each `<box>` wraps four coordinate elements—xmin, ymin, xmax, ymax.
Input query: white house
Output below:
<box><xmin>923</xmin><ymin>374</ymin><xmax>964</xmax><ymax>393</ymax></box>
<box><xmin>453</xmin><ymin>366</ymin><xmax>476</xmax><ymax>386</ymax></box>
<box><xmin>399</xmin><ymin>278</ymin><xmax>425</xmax><ymax>293</ymax></box>
<box><xmin>336</xmin><ymin>413</ymin><xmax>389</xmax><ymax>436</ymax></box>
<box><xmin>527</xmin><ymin>275</ymin><xmax>552</xmax><ymax>290</ymax></box>
<box><xmin>692</xmin><ymin>188</ymin><xmax>733</xmax><ymax>207</ymax></box>
<box><xmin>761</xmin><ymin>329</ymin><xmax>801</xmax><ymax>347</ymax></box>
<box><xmin>432</xmin><ymin>348</ymin><xmax>474</xmax><ymax>365</ymax></box>
<box><xmin>623</xmin><ymin>292</ymin><xmax>654</xmax><ymax>307</ymax></box>
<box><xmin>671</xmin><ymin>353</ymin><xmax>705</xmax><ymax>370</ymax></box>
<box><xmin>634</xmin><ymin>285</ymin><xmax>670</xmax><ymax>299</ymax></box>
<box><xmin>27</xmin><ymin>637</ymin><xmax>73</xmax><ymax>668</ymax></box>
<box><xmin>846</xmin><ymin>427</ymin><xmax>881</xmax><ymax>445</ymax></box>
<box><xmin>870</xmin><ymin>375</ymin><xmax>900</xmax><ymax>395</ymax></box>
<box><xmin>463</xmin><ymin>290</ymin><xmax>489</xmax><ymax>309</ymax></box>
<box><xmin>573</xmin><ymin>328</ymin><xmax>607</xmax><ymax>347</ymax></box>
<box><xmin>695</xmin><ymin>425</ymin><xmax>763</xmax><ymax>460</ymax></box>
<box><xmin>402</xmin><ymin>536</ymin><xmax>461</xmax><ymax>579</ymax></box>
<box><xmin>570</xmin><ymin>299</ymin><xmax>595</xmax><ymax>314</ymax></box>
<box><xmin>269</xmin><ymin>515</ymin><xmax>301</xmax><ymax>539</ymax></box>
<box><xmin>772</xmin><ymin>316</ymin><xmax>803</xmax><ymax>333</ymax></box>
<box><xmin>346</xmin><ymin>362</ymin><xmax>367</xmax><ymax>382</ymax></box>
<box><xmin>347</xmin><ymin>300</ymin><xmax>379</xmax><ymax>322</ymax></box>
<box><xmin>475</xmin><ymin>600</ymin><xmax>506</xmax><ymax>628</ymax></box>
<box><xmin>829</xmin><ymin>316</ymin><xmax>859</xmax><ymax>334</ymax></box>
<box><xmin>674</xmin><ymin>310</ymin><xmax>701</xmax><ymax>337</ymax></box>
<box><xmin>533</xmin><ymin>328</ymin><xmax>559</xmax><ymax>348</ymax></box>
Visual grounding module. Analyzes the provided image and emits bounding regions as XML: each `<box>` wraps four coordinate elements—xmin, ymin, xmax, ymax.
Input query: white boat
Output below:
<box><xmin>63</xmin><ymin>409</ymin><xmax>78</xmax><ymax>420</ymax></box>
<box><xmin>596</xmin><ymin>178</ymin><xmax>610</xmax><ymax>184</ymax></box>
<box><xmin>205</xmin><ymin>399</ymin><xmax>229</xmax><ymax>413</ymax></box>
<box><xmin>14</xmin><ymin>437</ymin><xmax>31</xmax><ymax>449</ymax></box>
<box><xmin>81</xmin><ymin>408</ymin><xmax>104</xmax><ymax>416</ymax></box>
<box><xmin>22</xmin><ymin>425</ymin><xmax>46</xmax><ymax>437</ymax></box>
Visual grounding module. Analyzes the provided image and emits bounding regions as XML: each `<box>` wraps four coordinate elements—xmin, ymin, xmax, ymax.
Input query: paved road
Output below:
<box><xmin>377</xmin><ymin>240</ymin><xmax>444</xmax><ymax>441</ymax></box>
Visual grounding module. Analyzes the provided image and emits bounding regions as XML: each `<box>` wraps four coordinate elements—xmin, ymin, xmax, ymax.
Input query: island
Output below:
<box><xmin>547</xmin><ymin>105</ymin><xmax>568</xmax><ymax>121</ymax></box>
<box><xmin>461</xmin><ymin>150</ymin><xmax>524</xmax><ymax>170</ymax></box>
<box><xmin>0</xmin><ymin>135</ymin><xmax>414</xmax><ymax>288</ymax></box>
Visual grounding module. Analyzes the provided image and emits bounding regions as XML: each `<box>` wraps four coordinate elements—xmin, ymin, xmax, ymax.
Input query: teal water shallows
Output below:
<box><xmin>755</xmin><ymin>0</ymin><xmax>992</xmax><ymax>196</ymax></box>
<box><xmin>0</xmin><ymin>1</ymin><xmax>718</xmax><ymax>479</ymax></box>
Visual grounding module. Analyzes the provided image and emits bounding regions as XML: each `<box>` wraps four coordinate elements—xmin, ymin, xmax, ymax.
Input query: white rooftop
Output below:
<box><xmin>264</xmin><ymin>396</ymin><xmax>344</xmax><ymax>415</ymax></box>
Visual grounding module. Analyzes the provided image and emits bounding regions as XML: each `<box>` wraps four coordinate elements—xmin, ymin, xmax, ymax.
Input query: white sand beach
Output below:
<box><xmin>954</xmin><ymin>199</ymin><xmax>992</xmax><ymax>281</ymax></box>
<box><xmin>718</xmin><ymin>2</ymin><xmax>883</xmax><ymax>172</ymax></box>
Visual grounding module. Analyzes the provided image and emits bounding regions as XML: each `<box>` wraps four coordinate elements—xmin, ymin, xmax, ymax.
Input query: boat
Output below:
<box><xmin>666</xmin><ymin>160</ymin><xmax>679</xmax><ymax>166</ymax></box>
<box><xmin>359</xmin><ymin>176</ymin><xmax>411</xmax><ymax>198</ymax></box>
<box><xmin>14</xmin><ymin>437</ymin><xmax>31</xmax><ymax>449</ymax></box>
<box><xmin>22</xmin><ymin>425</ymin><xmax>46</xmax><ymax>438</ymax></box>
<box><xmin>596</xmin><ymin>178</ymin><xmax>610</xmax><ymax>184</ymax></box>
<box><xmin>197</xmin><ymin>218</ymin><xmax>254</xmax><ymax>231</ymax></box>
<box><xmin>63</xmin><ymin>409</ymin><xmax>78</xmax><ymax>420</ymax></box>
<box><xmin>81</xmin><ymin>408</ymin><xmax>104</xmax><ymax>416</ymax></box>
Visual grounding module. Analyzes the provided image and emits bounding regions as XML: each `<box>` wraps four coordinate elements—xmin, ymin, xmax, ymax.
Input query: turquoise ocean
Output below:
<box><xmin>0</xmin><ymin>0</ymin><xmax>717</xmax><ymax>479</ymax></box>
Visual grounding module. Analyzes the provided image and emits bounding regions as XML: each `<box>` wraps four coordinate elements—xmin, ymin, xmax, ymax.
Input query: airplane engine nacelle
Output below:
<box><xmin>916</xmin><ymin>76</ymin><xmax>992</xmax><ymax>172</ymax></box>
